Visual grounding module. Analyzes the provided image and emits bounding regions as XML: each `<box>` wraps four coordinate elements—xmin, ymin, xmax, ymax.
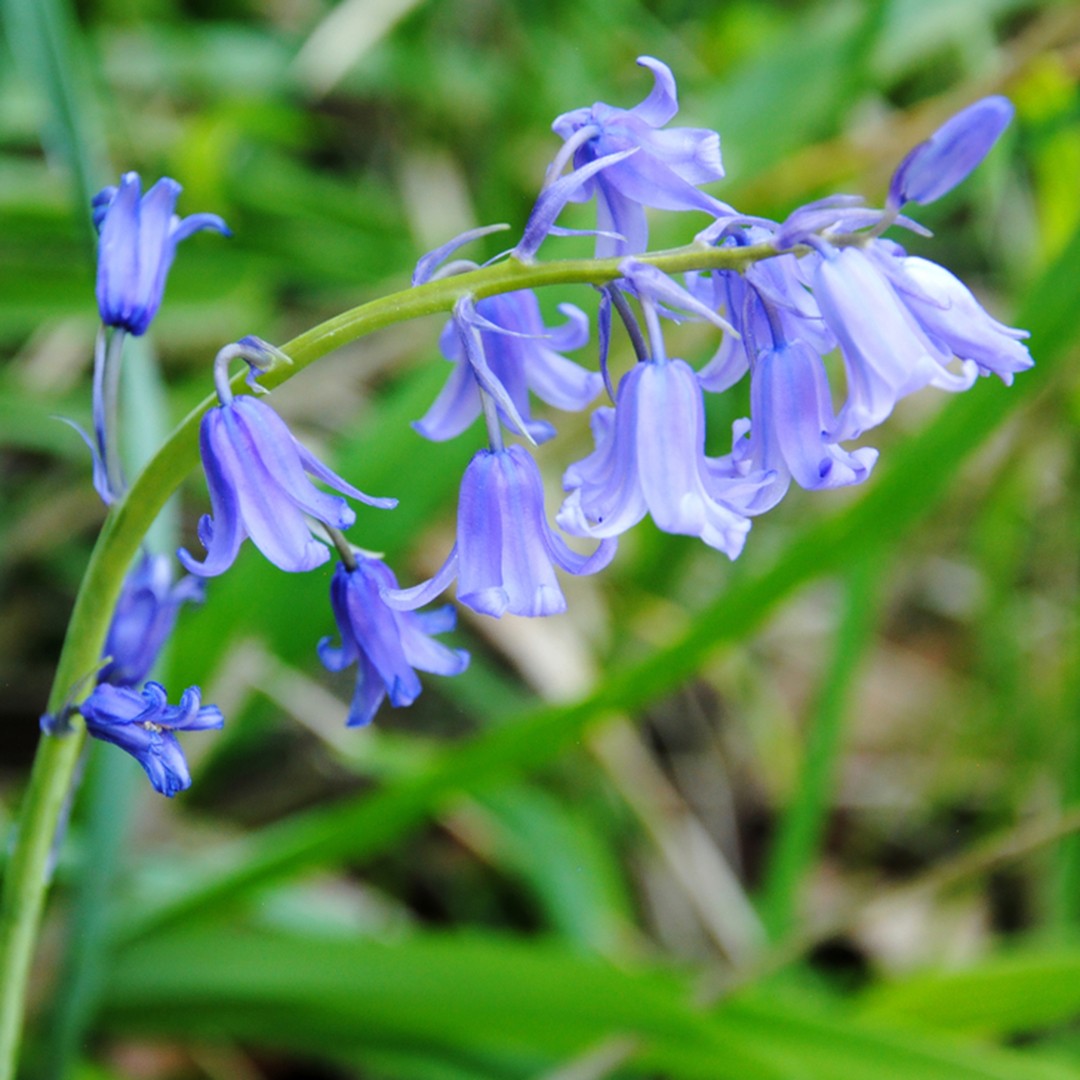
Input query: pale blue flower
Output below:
<box><xmin>558</xmin><ymin>358</ymin><xmax>763</xmax><ymax>558</ymax></box>
<box><xmin>319</xmin><ymin>558</ymin><xmax>469</xmax><ymax>727</ymax></box>
<box><xmin>384</xmin><ymin>446</ymin><xmax>616</xmax><ymax>619</ymax></box>
<box><xmin>872</xmin><ymin>252</ymin><xmax>1033</xmax><ymax>385</ymax></box>
<box><xmin>548</xmin><ymin>57</ymin><xmax>728</xmax><ymax>256</ymax></box>
<box><xmin>812</xmin><ymin>244</ymin><xmax>978</xmax><ymax>439</ymax></box>
<box><xmin>723</xmin><ymin>338</ymin><xmax>878</xmax><ymax>513</ymax></box>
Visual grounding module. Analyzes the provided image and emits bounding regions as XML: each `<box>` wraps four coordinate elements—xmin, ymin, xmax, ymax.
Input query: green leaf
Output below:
<box><xmin>101</xmin><ymin>926</ymin><xmax>1079</xmax><ymax>1080</ymax></box>
<box><xmin>859</xmin><ymin>943</ymin><xmax>1080</xmax><ymax>1037</ymax></box>
<box><xmin>472</xmin><ymin>782</ymin><xmax>636</xmax><ymax>952</ymax></box>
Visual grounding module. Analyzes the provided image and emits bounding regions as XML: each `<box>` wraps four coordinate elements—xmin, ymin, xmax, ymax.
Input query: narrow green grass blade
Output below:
<box><xmin>0</xmin><ymin>0</ymin><xmax>108</xmax><ymax>219</ymax></box>
<box><xmin>759</xmin><ymin>555</ymin><xmax>884</xmax><ymax>938</ymax></box>
<box><xmin>859</xmin><ymin>943</ymin><xmax>1080</xmax><ymax>1037</ymax></box>
<box><xmin>717</xmin><ymin>995</ymin><xmax>1078</xmax><ymax>1080</ymax></box>
<box><xmin>100</xmin><ymin>925</ymin><xmax>1079</xmax><ymax>1080</ymax></box>
<box><xmin>473</xmin><ymin>783</ymin><xmax>636</xmax><ymax>951</ymax></box>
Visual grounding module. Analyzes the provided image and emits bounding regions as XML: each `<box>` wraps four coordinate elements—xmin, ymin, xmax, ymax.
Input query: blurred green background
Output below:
<box><xmin>4</xmin><ymin>0</ymin><xmax>1080</xmax><ymax>1078</ymax></box>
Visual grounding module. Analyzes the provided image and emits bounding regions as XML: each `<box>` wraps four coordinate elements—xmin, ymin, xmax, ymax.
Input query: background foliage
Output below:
<box><xmin>3</xmin><ymin>0</ymin><xmax>1080</xmax><ymax>1078</ymax></box>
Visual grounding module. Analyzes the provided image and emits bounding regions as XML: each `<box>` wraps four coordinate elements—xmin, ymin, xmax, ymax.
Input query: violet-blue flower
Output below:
<box><xmin>416</xmin><ymin>291</ymin><xmax>601</xmax><ymax>444</ymax></box>
<box><xmin>100</xmin><ymin>552</ymin><xmax>205</xmax><ymax>688</ymax></box>
<box><xmin>180</xmin><ymin>341</ymin><xmax>396</xmax><ymax>576</ymax></box>
<box><xmin>94</xmin><ymin>172</ymin><xmax>229</xmax><ymax>336</ymax></box>
<box><xmin>384</xmin><ymin>445</ymin><xmax>616</xmax><ymax>619</ymax></box>
<box><xmin>547</xmin><ymin>57</ymin><xmax>727</xmax><ymax>256</ymax></box>
<box><xmin>888</xmin><ymin>96</ymin><xmax>1014</xmax><ymax>209</ymax></box>
<box><xmin>79</xmin><ymin>681</ymin><xmax>223</xmax><ymax>797</ymax></box>
<box><xmin>319</xmin><ymin>558</ymin><xmax>469</xmax><ymax>727</ymax></box>
<box><xmin>179</xmin><ymin>393</ymin><xmax>395</xmax><ymax>576</ymax></box>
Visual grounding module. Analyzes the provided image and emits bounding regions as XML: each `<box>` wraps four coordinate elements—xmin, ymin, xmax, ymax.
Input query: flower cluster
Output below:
<box><xmin>52</xmin><ymin>61</ymin><xmax>1030</xmax><ymax>795</ymax></box>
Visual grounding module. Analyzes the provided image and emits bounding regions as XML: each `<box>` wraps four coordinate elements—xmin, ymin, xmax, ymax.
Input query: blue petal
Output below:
<box><xmin>101</xmin><ymin>552</ymin><xmax>204</xmax><ymax>687</ymax></box>
<box><xmin>631</xmin><ymin>56</ymin><xmax>680</xmax><ymax>127</ymax></box>
<box><xmin>413</xmin><ymin>358</ymin><xmax>483</xmax><ymax>442</ymax></box>
<box><xmin>756</xmin><ymin>340</ymin><xmax>878</xmax><ymax>493</ymax></box>
<box><xmin>344</xmin><ymin>651</ymin><xmax>387</xmax><ymax>727</ymax></box>
<box><xmin>133</xmin><ymin>178</ymin><xmax>182</xmax><ymax>333</ymax></box>
<box><xmin>453</xmin><ymin>297</ymin><xmax>535</xmax><ymax>443</ymax></box>
<box><xmin>218</xmin><ymin>405</ymin><xmax>332</xmax><ymax>572</ymax></box>
<box><xmin>517</xmin><ymin>149</ymin><xmax>637</xmax><ymax>260</ymax></box>
<box><xmin>381</xmin><ymin>547</ymin><xmax>460</xmax><ymax>612</ymax></box>
<box><xmin>489</xmin><ymin>447</ymin><xmax>569</xmax><ymax>617</ymax></box>
<box><xmin>812</xmin><ymin>247</ymin><xmax>976</xmax><ymax>439</ymax></box>
<box><xmin>96</xmin><ymin>174</ymin><xmax>141</xmax><ymax>332</ymax></box>
<box><xmin>456</xmin><ymin>450</ymin><xmax>513</xmax><ymax>617</ymax></box>
<box><xmin>887</xmin><ymin>256</ymin><xmax>1032</xmax><ymax>384</ymax></box>
<box><xmin>558</xmin><ymin>402</ymin><xmax>648</xmax><ymax>540</ymax></box>
<box><xmin>320</xmin><ymin>559</ymin><xmax>468</xmax><ymax>723</ymax></box>
<box><xmin>178</xmin><ymin>410</ymin><xmax>246</xmax><ymax>576</ymax></box>
<box><xmin>79</xmin><ymin>680</ymin><xmax>221</xmax><ymax>797</ymax></box>
<box><xmin>170</xmin><ymin>211</ymin><xmax>231</xmax><ymax>244</ymax></box>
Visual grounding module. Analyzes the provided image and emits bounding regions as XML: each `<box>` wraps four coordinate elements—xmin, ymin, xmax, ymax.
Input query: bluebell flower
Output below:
<box><xmin>722</xmin><ymin>338</ymin><xmax>878</xmax><ymax>513</ymax></box>
<box><xmin>100</xmin><ymin>552</ymin><xmax>205</xmax><ymax>688</ymax></box>
<box><xmin>94</xmin><ymin>173</ymin><xmax>229</xmax><ymax>336</ymax></box>
<box><xmin>179</xmin><ymin>392</ymin><xmax>396</xmax><ymax>576</ymax></box>
<box><xmin>888</xmin><ymin>96</ymin><xmax>1014</xmax><ymax>209</ymax></box>
<box><xmin>870</xmin><ymin>252</ymin><xmax>1033</xmax><ymax>385</ymax></box>
<box><xmin>811</xmin><ymin>244</ymin><xmax>978</xmax><ymax>439</ymax></box>
<box><xmin>557</xmin><ymin>358</ymin><xmax>762</xmax><ymax>558</ymax></box>
<box><xmin>547</xmin><ymin>57</ymin><xmax>728</xmax><ymax>256</ymax></box>
<box><xmin>79</xmin><ymin>681</ymin><xmax>223</xmax><ymax>797</ymax></box>
<box><xmin>416</xmin><ymin>291</ymin><xmax>601</xmax><ymax>444</ymax></box>
<box><xmin>319</xmin><ymin>558</ymin><xmax>469</xmax><ymax>727</ymax></box>
<box><xmin>384</xmin><ymin>445</ymin><xmax>616</xmax><ymax>618</ymax></box>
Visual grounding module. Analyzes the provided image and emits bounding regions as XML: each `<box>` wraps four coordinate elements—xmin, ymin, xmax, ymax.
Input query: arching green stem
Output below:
<box><xmin>0</xmin><ymin>239</ymin><xmax>775</xmax><ymax>1080</ymax></box>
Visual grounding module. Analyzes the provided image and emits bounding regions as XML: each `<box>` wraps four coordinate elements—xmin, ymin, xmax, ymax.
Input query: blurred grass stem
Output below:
<box><xmin>758</xmin><ymin>555</ymin><xmax>883</xmax><ymax>939</ymax></box>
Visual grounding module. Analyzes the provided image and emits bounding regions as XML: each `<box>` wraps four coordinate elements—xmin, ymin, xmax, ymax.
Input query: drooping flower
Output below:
<box><xmin>812</xmin><ymin>244</ymin><xmax>978</xmax><ymax>439</ymax></box>
<box><xmin>384</xmin><ymin>445</ymin><xmax>616</xmax><ymax>619</ymax></box>
<box><xmin>416</xmin><ymin>291</ymin><xmax>601</xmax><ymax>444</ymax></box>
<box><xmin>723</xmin><ymin>337</ymin><xmax>878</xmax><ymax>513</ymax></box>
<box><xmin>871</xmin><ymin>252</ymin><xmax>1033</xmax><ymax>385</ymax></box>
<box><xmin>319</xmin><ymin>557</ymin><xmax>469</xmax><ymax>727</ymax></box>
<box><xmin>558</xmin><ymin>358</ymin><xmax>762</xmax><ymax>558</ymax></box>
<box><xmin>79</xmin><ymin>681</ymin><xmax>223</xmax><ymax>797</ymax></box>
<box><xmin>100</xmin><ymin>552</ymin><xmax>205</xmax><ymax>688</ymax></box>
<box><xmin>94</xmin><ymin>173</ymin><xmax>230</xmax><ymax>336</ymax></box>
<box><xmin>547</xmin><ymin>56</ymin><xmax>728</xmax><ymax>256</ymax></box>
<box><xmin>888</xmin><ymin>96</ymin><xmax>1014</xmax><ymax>209</ymax></box>
<box><xmin>179</xmin><ymin>392</ymin><xmax>396</xmax><ymax>577</ymax></box>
